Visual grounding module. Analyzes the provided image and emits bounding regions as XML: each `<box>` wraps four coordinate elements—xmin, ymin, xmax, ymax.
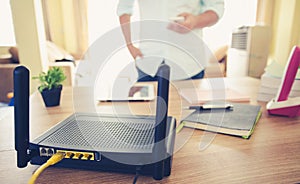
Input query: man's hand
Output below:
<box><xmin>168</xmin><ymin>13</ymin><xmax>197</xmax><ymax>34</ymax></box>
<box><xmin>127</xmin><ymin>44</ymin><xmax>143</xmax><ymax>59</ymax></box>
<box><xmin>168</xmin><ymin>11</ymin><xmax>219</xmax><ymax>34</ymax></box>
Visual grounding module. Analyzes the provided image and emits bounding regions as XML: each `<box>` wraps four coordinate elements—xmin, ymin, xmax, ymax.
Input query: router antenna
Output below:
<box><xmin>153</xmin><ymin>62</ymin><xmax>170</xmax><ymax>180</ymax></box>
<box><xmin>14</xmin><ymin>66</ymin><xmax>30</xmax><ymax>168</ymax></box>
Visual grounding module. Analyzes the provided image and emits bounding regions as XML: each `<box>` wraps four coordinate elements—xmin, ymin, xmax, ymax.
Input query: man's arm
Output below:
<box><xmin>180</xmin><ymin>10</ymin><xmax>219</xmax><ymax>31</ymax></box>
<box><xmin>169</xmin><ymin>0</ymin><xmax>224</xmax><ymax>34</ymax></box>
<box><xmin>119</xmin><ymin>14</ymin><xmax>132</xmax><ymax>46</ymax></box>
<box><xmin>168</xmin><ymin>10</ymin><xmax>219</xmax><ymax>34</ymax></box>
<box><xmin>119</xmin><ymin>14</ymin><xmax>143</xmax><ymax>59</ymax></box>
<box><xmin>117</xmin><ymin>0</ymin><xmax>143</xmax><ymax>59</ymax></box>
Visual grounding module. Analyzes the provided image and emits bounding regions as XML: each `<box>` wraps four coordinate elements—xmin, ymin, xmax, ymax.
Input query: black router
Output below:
<box><xmin>14</xmin><ymin>63</ymin><xmax>176</xmax><ymax>180</ymax></box>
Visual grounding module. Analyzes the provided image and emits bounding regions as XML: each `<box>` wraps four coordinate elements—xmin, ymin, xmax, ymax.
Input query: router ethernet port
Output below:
<box><xmin>63</xmin><ymin>152</ymin><xmax>72</xmax><ymax>158</ymax></box>
<box><xmin>87</xmin><ymin>154</ymin><xmax>93</xmax><ymax>160</ymax></box>
<box><xmin>40</xmin><ymin>148</ymin><xmax>47</xmax><ymax>154</ymax></box>
<box><xmin>47</xmin><ymin>148</ymin><xmax>54</xmax><ymax>155</ymax></box>
<box><xmin>56</xmin><ymin>150</ymin><xmax>95</xmax><ymax>160</ymax></box>
<box><xmin>69</xmin><ymin>153</ymin><xmax>75</xmax><ymax>159</ymax></box>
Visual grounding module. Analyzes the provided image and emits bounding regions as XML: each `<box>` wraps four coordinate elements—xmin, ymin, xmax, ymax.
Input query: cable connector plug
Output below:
<box><xmin>46</xmin><ymin>152</ymin><xmax>65</xmax><ymax>165</ymax></box>
<box><xmin>28</xmin><ymin>152</ymin><xmax>65</xmax><ymax>184</ymax></box>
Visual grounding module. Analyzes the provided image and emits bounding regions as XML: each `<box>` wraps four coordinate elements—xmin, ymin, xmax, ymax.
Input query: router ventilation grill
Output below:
<box><xmin>39</xmin><ymin>114</ymin><xmax>156</xmax><ymax>152</ymax></box>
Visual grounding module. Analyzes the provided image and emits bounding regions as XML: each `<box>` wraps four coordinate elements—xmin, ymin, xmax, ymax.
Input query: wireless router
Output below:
<box><xmin>14</xmin><ymin>63</ymin><xmax>176</xmax><ymax>180</ymax></box>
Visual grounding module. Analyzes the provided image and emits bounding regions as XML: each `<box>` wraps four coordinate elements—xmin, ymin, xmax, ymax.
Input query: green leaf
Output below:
<box><xmin>33</xmin><ymin>67</ymin><xmax>66</xmax><ymax>91</ymax></box>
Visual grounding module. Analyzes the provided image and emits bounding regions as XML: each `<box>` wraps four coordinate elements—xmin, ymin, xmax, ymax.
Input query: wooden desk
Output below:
<box><xmin>1</xmin><ymin>77</ymin><xmax>299</xmax><ymax>183</ymax></box>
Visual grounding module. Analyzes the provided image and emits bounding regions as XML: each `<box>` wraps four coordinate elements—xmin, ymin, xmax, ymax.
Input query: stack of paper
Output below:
<box><xmin>180</xmin><ymin>88</ymin><xmax>250</xmax><ymax>104</ymax></box>
<box><xmin>257</xmin><ymin>61</ymin><xmax>300</xmax><ymax>102</ymax></box>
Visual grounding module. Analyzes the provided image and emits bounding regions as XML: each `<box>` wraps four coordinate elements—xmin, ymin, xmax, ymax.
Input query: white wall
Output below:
<box><xmin>87</xmin><ymin>0</ymin><xmax>139</xmax><ymax>82</ymax></box>
<box><xmin>0</xmin><ymin>0</ymin><xmax>16</xmax><ymax>46</ymax></box>
<box><xmin>10</xmin><ymin>0</ymin><xmax>49</xmax><ymax>93</ymax></box>
<box><xmin>203</xmin><ymin>0</ymin><xmax>257</xmax><ymax>51</ymax></box>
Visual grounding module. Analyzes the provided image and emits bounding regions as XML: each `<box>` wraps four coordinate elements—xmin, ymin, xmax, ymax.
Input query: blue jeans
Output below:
<box><xmin>137</xmin><ymin>68</ymin><xmax>205</xmax><ymax>82</ymax></box>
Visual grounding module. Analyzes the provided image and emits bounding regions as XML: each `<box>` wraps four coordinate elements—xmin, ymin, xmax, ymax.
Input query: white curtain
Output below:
<box><xmin>42</xmin><ymin>0</ymin><xmax>89</xmax><ymax>60</ymax></box>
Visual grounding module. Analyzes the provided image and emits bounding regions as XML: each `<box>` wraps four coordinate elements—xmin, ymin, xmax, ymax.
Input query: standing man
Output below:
<box><xmin>117</xmin><ymin>0</ymin><xmax>224</xmax><ymax>81</ymax></box>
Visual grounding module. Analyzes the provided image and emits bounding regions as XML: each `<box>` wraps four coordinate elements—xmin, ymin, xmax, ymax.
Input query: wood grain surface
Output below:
<box><xmin>1</xmin><ymin>77</ymin><xmax>299</xmax><ymax>183</ymax></box>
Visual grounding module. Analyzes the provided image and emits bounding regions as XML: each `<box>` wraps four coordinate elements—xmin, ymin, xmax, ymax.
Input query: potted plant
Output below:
<box><xmin>33</xmin><ymin>67</ymin><xmax>66</xmax><ymax>107</ymax></box>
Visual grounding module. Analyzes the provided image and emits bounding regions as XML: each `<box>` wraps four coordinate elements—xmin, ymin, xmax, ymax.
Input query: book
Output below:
<box><xmin>257</xmin><ymin>85</ymin><xmax>300</xmax><ymax>102</ymax></box>
<box><xmin>179</xmin><ymin>103</ymin><xmax>261</xmax><ymax>139</ymax></box>
<box><xmin>259</xmin><ymin>72</ymin><xmax>300</xmax><ymax>90</ymax></box>
<box><xmin>257</xmin><ymin>71</ymin><xmax>300</xmax><ymax>102</ymax></box>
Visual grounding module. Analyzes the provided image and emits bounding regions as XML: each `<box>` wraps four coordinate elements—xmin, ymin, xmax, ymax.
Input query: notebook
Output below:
<box><xmin>179</xmin><ymin>103</ymin><xmax>261</xmax><ymax>139</ymax></box>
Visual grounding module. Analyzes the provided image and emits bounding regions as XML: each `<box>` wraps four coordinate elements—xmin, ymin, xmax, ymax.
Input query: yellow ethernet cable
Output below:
<box><xmin>28</xmin><ymin>152</ymin><xmax>65</xmax><ymax>184</ymax></box>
